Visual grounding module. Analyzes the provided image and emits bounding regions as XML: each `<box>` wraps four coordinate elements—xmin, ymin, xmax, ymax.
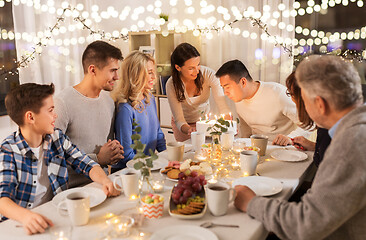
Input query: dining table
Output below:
<box><xmin>0</xmin><ymin>138</ymin><xmax>314</xmax><ymax>240</ymax></box>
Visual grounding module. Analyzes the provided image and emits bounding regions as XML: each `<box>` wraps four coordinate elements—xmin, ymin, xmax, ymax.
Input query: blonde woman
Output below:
<box><xmin>111</xmin><ymin>51</ymin><xmax>166</xmax><ymax>172</ymax></box>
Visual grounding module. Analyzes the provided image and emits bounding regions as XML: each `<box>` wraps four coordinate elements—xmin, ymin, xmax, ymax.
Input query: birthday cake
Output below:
<box><xmin>196</xmin><ymin>119</ymin><xmax>237</xmax><ymax>136</ymax></box>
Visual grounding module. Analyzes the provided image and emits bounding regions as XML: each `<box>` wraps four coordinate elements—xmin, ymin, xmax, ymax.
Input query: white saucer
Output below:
<box><xmin>271</xmin><ymin>149</ymin><xmax>308</xmax><ymax>162</ymax></box>
<box><xmin>52</xmin><ymin>187</ymin><xmax>106</xmax><ymax>210</ymax></box>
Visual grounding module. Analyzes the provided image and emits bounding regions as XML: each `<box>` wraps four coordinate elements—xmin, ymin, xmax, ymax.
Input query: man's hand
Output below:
<box><xmin>234</xmin><ymin>185</ymin><xmax>256</xmax><ymax>213</ymax></box>
<box><xmin>272</xmin><ymin>134</ymin><xmax>292</xmax><ymax>146</ymax></box>
<box><xmin>101</xmin><ymin>178</ymin><xmax>121</xmax><ymax>197</ymax></box>
<box><xmin>97</xmin><ymin>139</ymin><xmax>124</xmax><ymax>166</ymax></box>
<box><xmin>21</xmin><ymin>211</ymin><xmax>53</xmax><ymax>235</ymax></box>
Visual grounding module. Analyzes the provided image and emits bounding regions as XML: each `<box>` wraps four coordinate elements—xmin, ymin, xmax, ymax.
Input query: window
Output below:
<box><xmin>0</xmin><ymin>2</ymin><xmax>19</xmax><ymax>116</ymax></box>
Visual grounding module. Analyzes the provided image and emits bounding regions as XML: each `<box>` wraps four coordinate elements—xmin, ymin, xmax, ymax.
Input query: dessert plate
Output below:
<box><xmin>127</xmin><ymin>157</ymin><xmax>169</xmax><ymax>171</ymax></box>
<box><xmin>151</xmin><ymin>225</ymin><xmax>218</xmax><ymax>240</ymax></box>
<box><xmin>169</xmin><ymin>188</ymin><xmax>207</xmax><ymax>220</ymax></box>
<box><xmin>271</xmin><ymin>149</ymin><xmax>308</xmax><ymax>162</ymax></box>
<box><xmin>52</xmin><ymin>187</ymin><xmax>106</xmax><ymax>210</ymax></box>
<box><xmin>232</xmin><ymin>176</ymin><xmax>283</xmax><ymax>196</ymax></box>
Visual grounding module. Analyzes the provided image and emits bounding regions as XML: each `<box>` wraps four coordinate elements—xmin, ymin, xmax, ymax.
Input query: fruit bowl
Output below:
<box><xmin>168</xmin><ymin>187</ymin><xmax>207</xmax><ymax>219</ymax></box>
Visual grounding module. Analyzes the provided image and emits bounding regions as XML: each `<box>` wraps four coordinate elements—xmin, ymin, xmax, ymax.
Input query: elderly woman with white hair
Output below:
<box><xmin>111</xmin><ymin>51</ymin><xmax>166</xmax><ymax>172</ymax></box>
<box><xmin>234</xmin><ymin>55</ymin><xmax>366</xmax><ymax>240</ymax></box>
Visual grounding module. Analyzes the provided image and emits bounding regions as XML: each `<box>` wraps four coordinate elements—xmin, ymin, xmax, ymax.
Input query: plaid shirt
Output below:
<box><xmin>0</xmin><ymin>128</ymin><xmax>98</xmax><ymax>220</ymax></box>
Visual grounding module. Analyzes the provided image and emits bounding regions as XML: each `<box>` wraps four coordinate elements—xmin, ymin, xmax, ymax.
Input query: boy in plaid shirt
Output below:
<box><xmin>0</xmin><ymin>83</ymin><xmax>120</xmax><ymax>235</ymax></box>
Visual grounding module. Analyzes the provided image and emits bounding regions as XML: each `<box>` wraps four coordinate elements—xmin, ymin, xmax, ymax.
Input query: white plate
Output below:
<box><xmin>151</xmin><ymin>225</ymin><xmax>218</xmax><ymax>240</ymax></box>
<box><xmin>271</xmin><ymin>149</ymin><xmax>308</xmax><ymax>162</ymax></box>
<box><xmin>52</xmin><ymin>187</ymin><xmax>106</xmax><ymax>210</ymax></box>
<box><xmin>232</xmin><ymin>176</ymin><xmax>283</xmax><ymax>196</ymax></box>
<box><xmin>126</xmin><ymin>157</ymin><xmax>169</xmax><ymax>171</ymax></box>
<box><xmin>160</xmin><ymin>168</ymin><xmax>179</xmax><ymax>182</ymax></box>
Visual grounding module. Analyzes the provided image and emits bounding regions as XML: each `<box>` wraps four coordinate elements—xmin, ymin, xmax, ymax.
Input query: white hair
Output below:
<box><xmin>295</xmin><ymin>55</ymin><xmax>363</xmax><ymax>111</ymax></box>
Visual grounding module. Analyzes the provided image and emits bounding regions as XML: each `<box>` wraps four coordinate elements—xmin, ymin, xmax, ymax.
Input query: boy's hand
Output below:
<box><xmin>97</xmin><ymin>140</ymin><xmax>124</xmax><ymax>166</ymax></box>
<box><xmin>21</xmin><ymin>211</ymin><xmax>53</xmax><ymax>235</ymax></box>
<box><xmin>102</xmin><ymin>178</ymin><xmax>121</xmax><ymax>197</ymax></box>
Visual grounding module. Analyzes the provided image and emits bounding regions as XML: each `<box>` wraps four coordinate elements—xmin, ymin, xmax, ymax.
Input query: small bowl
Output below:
<box><xmin>243</xmin><ymin>146</ymin><xmax>261</xmax><ymax>154</ymax></box>
<box><xmin>140</xmin><ymin>194</ymin><xmax>164</xmax><ymax>219</ymax></box>
<box><xmin>168</xmin><ymin>187</ymin><xmax>207</xmax><ymax>219</ymax></box>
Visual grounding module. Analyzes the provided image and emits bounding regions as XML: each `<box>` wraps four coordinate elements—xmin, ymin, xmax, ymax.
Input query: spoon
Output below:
<box><xmin>200</xmin><ymin>222</ymin><xmax>239</xmax><ymax>228</ymax></box>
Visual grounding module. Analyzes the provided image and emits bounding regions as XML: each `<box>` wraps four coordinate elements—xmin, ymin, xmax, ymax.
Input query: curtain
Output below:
<box><xmin>12</xmin><ymin>0</ymin><xmax>295</xmax><ymax>118</ymax></box>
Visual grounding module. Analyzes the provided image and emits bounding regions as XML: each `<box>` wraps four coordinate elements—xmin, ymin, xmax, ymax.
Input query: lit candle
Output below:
<box><xmin>229</xmin><ymin>112</ymin><xmax>232</xmax><ymax>118</ymax></box>
<box><xmin>208</xmin><ymin>178</ymin><xmax>217</xmax><ymax>184</ymax></box>
<box><xmin>215</xmin><ymin>115</ymin><xmax>217</xmax><ymax>120</ymax></box>
<box><xmin>130</xmin><ymin>194</ymin><xmax>138</xmax><ymax>200</ymax></box>
<box><xmin>153</xmin><ymin>182</ymin><xmax>164</xmax><ymax>193</ymax></box>
<box><xmin>199</xmin><ymin>117</ymin><xmax>202</xmax><ymax>121</ymax></box>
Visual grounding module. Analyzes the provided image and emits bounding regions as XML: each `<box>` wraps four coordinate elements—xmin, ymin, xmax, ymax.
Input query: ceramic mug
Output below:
<box><xmin>207</xmin><ymin>182</ymin><xmax>235</xmax><ymax>216</ymax></box>
<box><xmin>191</xmin><ymin>132</ymin><xmax>205</xmax><ymax>152</ymax></box>
<box><xmin>113</xmin><ymin>168</ymin><xmax>140</xmax><ymax>198</ymax></box>
<box><xmin>250</xmin><ymin>134</ymin><xmax>269</xmax><ymax>156</ymax></box>
<box><xmin>167</xmin><ymin>142</ymin><xmax>185</xmax><ymax>161</ymax></box>
<box><xmin>57</xmin><ymin>192</ymin><xmax>90</xmax><ymax>226</ymax></box>
<box><xmin>240</xmin><ymin>150</ymin><xmax>258</xmax><ymax>176</ymax></box>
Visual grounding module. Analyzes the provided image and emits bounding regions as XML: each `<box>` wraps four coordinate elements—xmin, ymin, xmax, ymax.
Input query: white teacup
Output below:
<box><xmin>220</xmin><ymin>131</ymin><xmax>234</xmax><ymax>150</ymax></box>
<box><xmin>57</xmin><ymin>192</ymin><xmax>90</xmax><ymax>226</ymax></box>
<box><xmin>167</xmin><ymin>142</ymin><xmax>184</xmax><ymax>161</ymax></box>
<box><xmin>207</xmin><ymin>182</ymin><xmax>235</xmax><ymax>216</ymax></box>
<box><xmin>250</xmin><ymin>134</ymin><xmax>269</xmax><ymax>156</ymax></box>
<box><xmin>240</xmin><ymin>150</ymin><xmax>258</xmax><ymax>176</ymax></box>
<box><xmin>191</xmin><ymin>132</ymin><xmax>205</xmax><ymax>152</ymax></box>
<box><xmin>113</xmin><ymin>168</ymin><xmax>140</xmax><ymax>198</ymax></box>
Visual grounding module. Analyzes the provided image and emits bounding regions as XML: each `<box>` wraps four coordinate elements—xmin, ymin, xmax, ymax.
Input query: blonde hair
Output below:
<box><xmin>111</xmin><ymin>51</ymin><xmax>155</xmax><ymax>112</ymax></box>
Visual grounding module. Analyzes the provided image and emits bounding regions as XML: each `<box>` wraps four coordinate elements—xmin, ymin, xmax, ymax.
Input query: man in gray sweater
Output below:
<box><xmin>55</xmin><ymin>41</ymin><xmax>124</xmax><ymax>187</ymax></box>
<box><xmin>234</xmin><ymin>55</ymin><xmax>366</xmax><ymax>239</ymax></box>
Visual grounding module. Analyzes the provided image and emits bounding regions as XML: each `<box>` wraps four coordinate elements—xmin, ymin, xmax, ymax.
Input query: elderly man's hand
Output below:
<box><xmin>234</xmin><ymin>185</ymin><xmax>256</xmax><ymax>212</ymax></box>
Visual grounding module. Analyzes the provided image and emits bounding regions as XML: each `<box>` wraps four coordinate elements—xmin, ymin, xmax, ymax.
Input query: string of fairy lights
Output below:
<box><xmin>0</xmin><ymin>0</ymin><xmax>365</xmax><ymax>78</ymax></box>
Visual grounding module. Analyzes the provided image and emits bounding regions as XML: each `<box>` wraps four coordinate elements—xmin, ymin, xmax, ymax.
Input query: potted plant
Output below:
<box><xmin>131</xmin><ymin>120</ymin><xmax>158</xmax><ymax>194</ymax></box>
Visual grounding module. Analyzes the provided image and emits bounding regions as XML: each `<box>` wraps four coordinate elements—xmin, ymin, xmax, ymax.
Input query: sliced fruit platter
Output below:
<box><xmin>160</xmin><ymin>159</ymin><xmax>213</xmax><ymax>181</ymax></box>
<box><xmin>169</xmin><ymin>170</ymin><xmax>208</xmax><ymax>219</ymax></box>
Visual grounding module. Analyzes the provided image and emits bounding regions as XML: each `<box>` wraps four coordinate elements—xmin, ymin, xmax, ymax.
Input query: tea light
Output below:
<box><xmin>195</xmin><ymin>154</ymin><xmax>207</xmax><ymax>161</ymax></box>
<box><xmin>110</xmin><ymin>216</ymin><xmax>134</xmax><ymax>238</ymax></box>
<box><xmin>208</xmin><ymin>178</ymin><xmax>217</xmax><ymax>184</ymax></box>
<box><xmin>130</xmin><ymin>194</ymin><xmax>138</xmax><ymax>200</ymax></box>
<box><xmin>55</xmin><ymin>232</ymin><xmax>69</xmax><ymax>240</ymax></box>
<box><xmin>153</xmin><ymin>182</ymin><xmax>164</xmax><ymax>193</ymax></box>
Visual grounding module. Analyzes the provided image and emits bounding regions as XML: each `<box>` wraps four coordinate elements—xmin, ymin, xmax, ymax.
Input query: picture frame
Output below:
<box><xmin>139</xmin><ymin>46</ymin><xmax>155</xmax><ymax>57</ymax></box>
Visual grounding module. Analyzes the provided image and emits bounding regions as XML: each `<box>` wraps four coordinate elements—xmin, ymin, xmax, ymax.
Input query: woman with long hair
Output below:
<box><xmin>167</xmin><ymin>43</ymin><xmax>230</xmax><ymax>141</ymax></box>
<box><xmin>111</xmin><ymin>51</ymin><xmax>166</xmax><ymax>172</ymax></box>
<box><xmin>285</xmin><ymin>72</ymin><xmax>331</xmax><ymax>167</ymax></box>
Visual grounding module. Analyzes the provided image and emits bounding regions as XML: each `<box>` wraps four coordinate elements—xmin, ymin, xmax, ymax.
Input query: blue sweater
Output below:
<box><xmin>113</xmin><ymin>95</ymin><xmax>166</xmax><ymax>169</ymax></box>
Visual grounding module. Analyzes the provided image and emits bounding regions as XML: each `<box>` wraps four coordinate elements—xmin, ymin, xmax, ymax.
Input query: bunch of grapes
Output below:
<box><xmin>171</xmin><ymin>171</ymin><xmax>207</xmax><ymax>204</ymax></box>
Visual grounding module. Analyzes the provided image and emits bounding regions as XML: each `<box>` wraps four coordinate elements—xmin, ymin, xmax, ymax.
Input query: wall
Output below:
<box><xmin>0</xmin><ymin>115</ymin><xmax>17</xmax><ymax>141</ymax></box>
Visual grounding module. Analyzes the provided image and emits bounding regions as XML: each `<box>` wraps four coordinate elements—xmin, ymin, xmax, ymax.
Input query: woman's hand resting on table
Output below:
<box><xmin>234</xmin><ymin>185</ymin><xmax>256</xmax><ymax>212</ymax></box>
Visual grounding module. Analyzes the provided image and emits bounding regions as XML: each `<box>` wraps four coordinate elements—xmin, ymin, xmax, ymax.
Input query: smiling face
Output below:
<box><xmin>175</xmin><ymin>56</ymin><xmax>201</xmax><ymax>82</ymax></box>
<box><xmin>30</xmin><ymin>95</ymin><xmax>58</xmax><ymax>135</ymax></box>
<box><xmin>219</xmin><ymin>75</ymin><xmax>246</xmax><ymax>102</ymax></box>
<box><xmin>94</xmin><ymin>58</ymin><xmax>120</xmax><ymax>92</ymax></box>
<box><xmin>144</xmin><ymin>60</ymin><xmax>156</xmax><ymax>91</ymax></box>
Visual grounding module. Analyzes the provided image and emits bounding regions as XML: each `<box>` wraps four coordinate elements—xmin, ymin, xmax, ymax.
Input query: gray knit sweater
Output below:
<box><xmin>54</xmin><ymin>87</ymin><xmax>115</xmax><ymax>187</ymax></box>
<box><xmin>247</xmin><ymin>104</ymin><xmax>366</xmax><ymax>240</ymax></box>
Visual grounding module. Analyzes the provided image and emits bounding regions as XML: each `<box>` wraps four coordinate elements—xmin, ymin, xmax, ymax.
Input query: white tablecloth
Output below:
<box><xmin>0</xmin><ymin>141</ymin><xmax>314</xmax><ymax>240</ymax></box>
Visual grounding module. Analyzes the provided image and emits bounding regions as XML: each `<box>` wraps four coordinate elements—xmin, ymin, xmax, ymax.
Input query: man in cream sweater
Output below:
<box><xmin>234</xmin><ymin>55</ymin><xmax>366</xmax><ymax>239</ymax></box>
<box><xmin>216</xmin><ymin>59</ymin><xmax>309</xmax><ymax>145</ymax></box>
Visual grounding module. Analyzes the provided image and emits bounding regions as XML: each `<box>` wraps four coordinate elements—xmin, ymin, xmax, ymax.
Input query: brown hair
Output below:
<box><xmin>285</xmin><ymin>72</ymin><xmax>314</xmax><ymax>130</ymax></box>
<box><xmin>170</xmin><ymin>43</ymin><xmax>203</xmax><ymax>102</ymax></box>
<box><xmin>5</xmin><ymin>83</ymin><xmax>55</xmax><ymax>126</ymax></box>
<box><xmin>82</xmin><ymin>40</ymin><xmax>123</xmax><ymax>73</ymax></box>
